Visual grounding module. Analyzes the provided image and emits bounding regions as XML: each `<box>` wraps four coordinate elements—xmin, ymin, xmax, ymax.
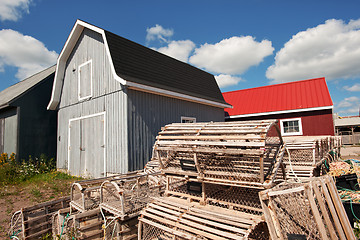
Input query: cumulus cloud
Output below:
<box><xmin>267</xmin><ymin>19</ymin><xmax>360</xmax><ymax>83</ymax></box>
<box><xmin>0</xmin><ymin>29</ymin><xmax>58</xmax><ymax>80</ymax></box>
<box><xmin>155</xmin><ymin>40</ymin><xmax>195</xmax><ymax>62</ymax></box>
<box><xmin>215</xmin><ymin>74</ymin><xmax>243</xmax><ymax>88</ymax></box>
<box><xmin>344</xmin><ymin>83</ymin><xmax>360</xmax><ymax>92</ymax></box>
<box><xmin>0</xmin><ymin>0</ymin><xmax>30</xmax><ymax>21</ymax></box>
<box><xmin>146</xmin><ymin>24</ymin><xmax>173</xmax><ymax>43</ymax></box>
<box><xmin>336</xmin><ymin>96</ymin><xmax>360</xmax><ymax>114</ymax></box>
<box><xmin>189</xmin><ymin>36</ymin><xmax>273</xmax><ymax>75</ymax></box>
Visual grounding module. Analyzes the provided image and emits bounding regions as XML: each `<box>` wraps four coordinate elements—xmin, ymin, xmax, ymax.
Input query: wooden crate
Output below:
<box><xmin>138</xmin><ymin>197</ymin><xmax>269</xmax><ymax>240</ymax></box>
<box><xmin>154</xmin><ymin>120</ymin><xmax>286</xmax><ymax>189</ymax></box>
<box><xmin>8</xmin><ymin>196</ymin><xmax>70</xmax><ymax>240</ymax></box>
<box><xmin>259</xmin><ymin>175</ymin><xmax>355</xmax><ymax>240</ymax></box>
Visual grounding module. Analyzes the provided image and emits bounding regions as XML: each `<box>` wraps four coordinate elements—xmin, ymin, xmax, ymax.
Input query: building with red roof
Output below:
<box><xmin>223</xmin><ymin>77</ymin><xmax>335</xmax><ymax>136</ymax></box>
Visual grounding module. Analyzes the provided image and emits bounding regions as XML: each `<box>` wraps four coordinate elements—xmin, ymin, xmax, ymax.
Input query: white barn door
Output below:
<box><xmin>68</xmin><ymin>112</ymin><xmax>105</xmax><ymax>178</ymax></box>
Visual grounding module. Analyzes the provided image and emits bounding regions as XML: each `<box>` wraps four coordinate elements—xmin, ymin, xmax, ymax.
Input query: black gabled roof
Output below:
<box><xmin>104</xmin><ymin>30</ymin><xmax>227</xmax><ymax>105</ymax></box>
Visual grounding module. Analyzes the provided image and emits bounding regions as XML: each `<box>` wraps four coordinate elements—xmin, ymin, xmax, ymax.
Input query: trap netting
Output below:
<box><xmin>259</xmin><ymin>175</ymin><xmax>355</xmax><ymax>240</ymax></box>
<box><xmin>100</xmin><ymin>171</ymin><xmax>164</xmax><ymax>219</ymax></box>
<box><xmin>138</xmin><ymin>197</ymin><xmax>268</xmax><ymax>240</ymax></box>
<box><xmin>165</xmin><ymin>175</ymin><xmax>263</xmax><ymax>215</ymax></box>
<box><xmin>154</xmin><ymin>120</ymin><xmax>284</xmax><ymax>188</ymax></box>
<box><xmin>282</xmin><ymin>136</ymin><xmax>342</xmax><ymax>180</ymax></box>
<box><xmin>70</xmin><ymin>170</ymin><xmax>143</xmax><ymax>212</ymax></box>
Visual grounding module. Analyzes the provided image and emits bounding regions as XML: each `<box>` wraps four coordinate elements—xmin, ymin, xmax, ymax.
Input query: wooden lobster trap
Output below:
<box><xmin>52</xmin><ymin>207</ymin><xmax>104</xmax><ymax>239</ymax></box>
<box><xmin>154</xmin><ymin>120</ymin><xmax>285</xmax><ymax>189</ymax></box>
<box><xmin>138</xmin><ymin>197</ymin><xmax>269</xmax><ymax>240</ymax></box>
<box><xmin>259</xmin><ymin>175</ymin><xmax>355</xmax><ymax>240</ymax></box>
<box><xmin>283</xmin><ymin>136</ymin><xmax>342</xmax><ymax>180</ymax></box>
<box><xmin>165</xmin><ymin>175</ymin><xmax>263</xmax><ymax>216</ymax></box>
<box><xmin>8</xmin><ymin>196</ymin><xmax>70</xmax><ymax>240</ymax></box>
<box><xmin>70</xmin><ymin>170</ymin><xmax>143</xmax><ymax>212</ymax></box>
<box><xmin>99</xmin><ymin>171</ymin><xmax>165</xmax><ymax>220</ymax></box>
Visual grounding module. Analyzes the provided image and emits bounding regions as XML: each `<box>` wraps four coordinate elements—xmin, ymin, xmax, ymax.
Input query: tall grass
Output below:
<box><xmin>0</xmin><ymin>153</ymin><xmax>57</xmax><ymax>186</ymax></box>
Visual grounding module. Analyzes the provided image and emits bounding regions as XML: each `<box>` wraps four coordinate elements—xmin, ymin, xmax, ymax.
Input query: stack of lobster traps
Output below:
<box><xmin>51</xmin><ymin>165</ymin><xmax>165</xmax><ymax>240</ymax></box>
<box><xmin>139</xmin><ymin>120</ymin><xmax>287</xmax><ymax>239</ymax></box>
<box><xmin>283</xmin><ymin>136</ymin><xmax>342</xmax><ymax>180</ymax></box>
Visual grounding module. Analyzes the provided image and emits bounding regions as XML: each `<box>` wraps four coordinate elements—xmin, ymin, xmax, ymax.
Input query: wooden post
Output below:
<box><xmin>259</xmin><ymin>155</ymin><xmax>264</xmax><ymax>183</ymax></box>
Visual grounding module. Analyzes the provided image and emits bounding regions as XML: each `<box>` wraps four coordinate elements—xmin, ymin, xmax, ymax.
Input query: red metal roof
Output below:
<box><xmin>223</xmin><ymin>77</ymin><xmax>333</xmax><ymax>117</ymax></box>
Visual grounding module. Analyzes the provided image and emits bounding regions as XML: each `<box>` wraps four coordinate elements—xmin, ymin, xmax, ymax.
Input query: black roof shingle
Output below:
<box><xmin>104</xmin><ymin>30</ymin><xmax>227</xmax><ymax>105</ymax></box>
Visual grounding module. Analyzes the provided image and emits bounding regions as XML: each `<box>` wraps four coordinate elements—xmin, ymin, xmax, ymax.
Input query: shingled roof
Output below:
<box><xmin>0</xmin><ymin>65</ymin><xmax>55</xmax><ymax>110</ymax></box>
<box><xmin>48</xmin><ymin>20</ymin><xmax>229</xmax><ymax>109</ymax></box>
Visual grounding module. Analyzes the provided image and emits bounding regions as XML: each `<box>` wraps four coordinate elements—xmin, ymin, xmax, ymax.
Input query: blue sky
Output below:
<box><xmin>0</xmin><ymin>0</ymin><xmax>359</xmax><ymax>116</ymax></box>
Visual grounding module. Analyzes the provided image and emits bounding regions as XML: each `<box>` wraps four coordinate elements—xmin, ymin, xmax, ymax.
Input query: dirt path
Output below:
<box><xmin>0</xmin><ymin>177</ymin><xmax>76</xmax><ymax>239</ymax></box>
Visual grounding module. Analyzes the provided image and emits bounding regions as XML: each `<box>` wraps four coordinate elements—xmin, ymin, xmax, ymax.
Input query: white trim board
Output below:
<box><xmin>68</xmin><ymin>112</ymin><xmax>106</xmax><ymax>177</ymax></box>
<box><xmin>226</xmin><ymin>105</ymin><xmax>333</xmax><ymax>119</ymax></box>
<box><xmin>48</xmin><ymin>20</ymin><xmax>230</xmax><ymax>110</ymax></box>
<box><xmin>78</xmin><ymin>59</ymin><xmax>93</xmax><ymax>101</ymax></box>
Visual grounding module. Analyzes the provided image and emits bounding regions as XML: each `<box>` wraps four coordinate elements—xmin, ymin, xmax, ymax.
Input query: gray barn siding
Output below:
<box><xmin>127</xmin><ymin>89</ymin><xmax>224</xmax><ymax>171</ymax></box>
<box><xmin>57</xmin><ymin>28</ymin><xmax>129</xmax><ymax>177</ymax></box>
<box><xmin>59</xmin><ymin>28</ymin><xmax>121</xmax><ymax>109</ymax></box>
<box><xmin>57</xmin><ymin>90</ymin><xmax>128</xmax><ymax>176</ymax></box>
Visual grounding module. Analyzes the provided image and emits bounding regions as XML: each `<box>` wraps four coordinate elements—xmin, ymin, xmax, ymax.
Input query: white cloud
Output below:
<box><xmin>155</xmin><ymin>40</ymin><xmax>195</xmax><ymax>62</ymax></box>
<box><xmin>344</xmin><ymin>83</ymin><xmax>360</xmax><ymax>92</ymax></box>
<box><xmin>336</xmin><ymin>96</ymin><xmax>360</xmax><ymax>115</ymax></box>
<box><xmin>189</xmin><ymin>36</ymin><xmax>273</xmax><ymax>75</ymax></box>
<box><xmin>267</xmin><ymin>19</ymin><xmax>360</xmax><ymax>83</ymax></box>
<box><xmin>0</xmin><ymin>0</ymin><xmax>30</xmax><ymax>21</ymax></box>
<box><xmin>215</xmin><ymin>74</ymin><xmax>243</xmax><ymax>88</ymax></box>
<box><xmin>0</xmin><ymin>29</ymin><xmax>58</xmax><ymax>80</ymax></box>
<box><xmin>146</xmin><ymin>24</ymin><xmax>173</xmax><ymax>43</ymax></box>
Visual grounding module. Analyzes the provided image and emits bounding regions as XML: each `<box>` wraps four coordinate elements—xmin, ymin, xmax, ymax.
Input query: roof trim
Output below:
<box><xmin>127</xmin><ymin>81</ymin><xmax>232</xmax><ymax>108</ymax></box>
<box><xmin>48</xmin><ymin>20</ymin><xmax>229</xmax><ymax>110</ymax></box>
<box><xmin>226</xmin><ymin>105</ymin><xmax>333</xmax><ymax>119</ymax></box>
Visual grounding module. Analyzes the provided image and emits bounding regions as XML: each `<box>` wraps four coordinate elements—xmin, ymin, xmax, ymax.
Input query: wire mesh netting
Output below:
<box><xmin>100</xmin><ymin>172</ymin><xmax>164</xmax><ymax>218</ymax></box>
<box><xmin>260</xmin><ymin>175</ymin><xmax>355</xmax><ymax>239</ymax></box>
<box><xmin>139</xmin><ymin>197</ymin><xmax>267</xmax><ymax>240</ymax></box>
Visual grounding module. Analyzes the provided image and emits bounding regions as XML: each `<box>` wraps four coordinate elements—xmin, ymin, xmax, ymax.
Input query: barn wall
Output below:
<box><xmin>227</xmin><ymin>109</ymin><xmax>335</xmax><ymax>136</ymax></box>
<box><xmin>59</xmin><ymin>28</ymin><xmax>121</xmax><ymax>109</ymax></box>
<box><xmin>127</xmin><ymin>89</ymin><xmax>225</xmax><ymax>171</ymax></box>
<box><xmin>12</xmin><ymin>73</ymin><xmax>57</xmax><ymax>161</ymax></box>
<box><xmin>57</xmin><ymin>28</ymin><xmax>129</xmax><ymax>177</ymax></box>
<box><xmin>57</xmin><ymin>90</ymin><xmax>128</xmax><ymax>177</ymax></box>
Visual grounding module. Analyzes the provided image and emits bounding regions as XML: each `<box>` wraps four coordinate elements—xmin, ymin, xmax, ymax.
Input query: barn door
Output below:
<box><xmin>68</xmin><ymin>113</ymin><xmax>105</xmax><ymax>178</ymax></box>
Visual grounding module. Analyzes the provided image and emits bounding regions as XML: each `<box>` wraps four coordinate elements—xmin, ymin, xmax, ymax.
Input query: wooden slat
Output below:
<box><xmin>156</xmin><ymin>140</ymin><xmax>265</xmax><ymax>148</ymax></box>
<box><xmin>155</xmin><ymin>146</ymin><xmax>263</xmax><ymax>155</ymax></box>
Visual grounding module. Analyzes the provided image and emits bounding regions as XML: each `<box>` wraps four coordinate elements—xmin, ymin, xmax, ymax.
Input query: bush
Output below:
<box><xmin>0</xmin><ymin>153</ymin><xmax>56</xmax><ymax>186</ymax></box>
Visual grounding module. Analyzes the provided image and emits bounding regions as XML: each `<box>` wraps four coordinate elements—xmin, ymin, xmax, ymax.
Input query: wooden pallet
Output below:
<box><xmin>259</xmin><ymin>175</ymin><xmax>355</xmax><ymax>240</ymax></box>
<box><xmin>9</xmin><ymin>196</ymin><xmax>70</xmax><ymax>240</ymax></box>
<box><xmin>138</xmin><ymin>197</ymin><xmax>269</xmax><ymax>240</ymax></box>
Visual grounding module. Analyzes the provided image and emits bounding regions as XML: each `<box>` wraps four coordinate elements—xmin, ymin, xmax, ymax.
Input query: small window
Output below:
<box><xmin>78</xmin><ymin>60</ymin><xmax>93</xmax><ymax>100</ymax></box>
<box><xmin>280</xmin><ymin>118</ymin><xmax>303</xmax><ymax>136</ymax></box>
<box><xmin>181</xmin><ymin>117</ymin><xmax>196</xmax><ymax>123</ymax></box>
